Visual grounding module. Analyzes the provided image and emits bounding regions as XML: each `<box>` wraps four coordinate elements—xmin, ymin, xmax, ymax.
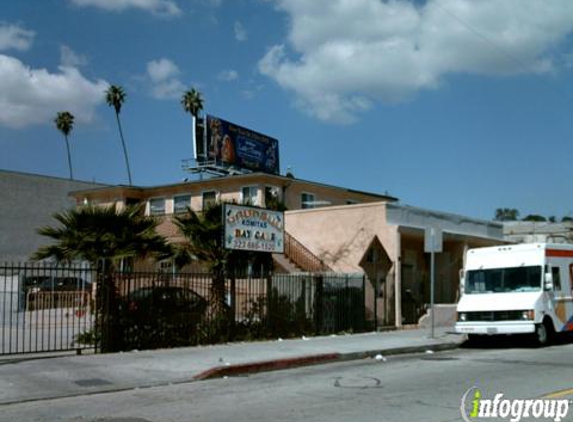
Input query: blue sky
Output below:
<box><xmin>1</xmin><ymin>0</ymin><xmax>573</xmax><ymax>221</ymax></box>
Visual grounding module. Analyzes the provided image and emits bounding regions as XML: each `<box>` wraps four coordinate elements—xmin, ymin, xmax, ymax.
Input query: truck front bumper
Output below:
<box><xmin>455</xmin><ymin>322</ymin><xmax>536</xmax><ymax>335</ymax></box>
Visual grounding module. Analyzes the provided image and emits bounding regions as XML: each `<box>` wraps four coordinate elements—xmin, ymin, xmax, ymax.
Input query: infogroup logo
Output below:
<box><xmin>460</xmin><ymin>387</ymin><xmax>570</xmax><ymax>422</ymax></box>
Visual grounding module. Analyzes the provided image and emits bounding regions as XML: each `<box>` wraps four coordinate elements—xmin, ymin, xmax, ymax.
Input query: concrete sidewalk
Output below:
<box><xmin>0</xmin><ymin>327</ymin><xmax>462</xmax><ymax>405</ymax></box>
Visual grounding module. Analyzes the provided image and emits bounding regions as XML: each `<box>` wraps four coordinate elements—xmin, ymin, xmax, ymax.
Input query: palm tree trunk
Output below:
<box><xmin>115</xmin><ymin>112</ymin><xmax>133</xmax><ymax>185</ymax></box>
<box><xmin>65</xmin><ymin>134</ymin><xmax>73</xmax><ymax>180</ymax></box>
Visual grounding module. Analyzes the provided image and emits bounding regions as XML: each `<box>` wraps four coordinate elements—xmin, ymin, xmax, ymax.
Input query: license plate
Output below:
<box><xmin>487</xmin><ymin>327</ymin><xmax>498</xmax><ymax>334</ymax></box>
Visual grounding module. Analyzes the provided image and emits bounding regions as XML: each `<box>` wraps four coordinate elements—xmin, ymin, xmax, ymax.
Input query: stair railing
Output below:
<box><xmin>283</xmin><ymin>231</ymin><xmax>332</xmax><ymax>273</ymax></box>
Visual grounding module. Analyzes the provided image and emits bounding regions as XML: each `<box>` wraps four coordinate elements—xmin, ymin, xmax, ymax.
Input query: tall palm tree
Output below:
<box><xmin>54</xmin><ymin>111</ymin><xmax>75</xmax><ymax>180</ymax></box>
<box><xmin>181</xmin><ymin>88</ymin><xmax>204</xmax><ymax>160</ymax></box>
<box><xmin>105</xmin><ymin>85</ymin><xmax>133</xmax><ymax>185</ymax></box>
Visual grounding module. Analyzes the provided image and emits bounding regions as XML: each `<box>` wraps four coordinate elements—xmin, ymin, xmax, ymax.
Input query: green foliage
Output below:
<box><xmin>494</xmin><ymin>208</ymin><xmax>520</xmax><ymax>221</ymax></box>
<box><xmin>74</xmin><ymin>328</ymin><xmax>99</xmax><ymax>346</ymax></box>
<box><xmin>105</xmin><ymin>85</ymin><xmax>126</xmax><ymax>115</ymax></box>
<box><xmin>55</xmin><ymin>111</ymin><xmax>75</xmax><ymax>180</ymax></box>
<box><xmin>181</xmin><ymin>88</ymin><xmax>204</xmax><ymax>117</ymax></box>
<box><xmin>236</xmin><ymin>289</ymin><xmax>313</xmax><ymax>340</ymax></box>
<box><xmin>55</xmin><ymin>111</ymin><xmax>74</xmax><ymax>136</ymax></box>
<box><xmin>105</xmin><ymin>84</ymin><xmax>132</xmax><ymax>185</ymax></box>
<box><xmin>522</xmin><ymin>214</ymin><xmax>547</xmax><ymax>222</ymax></box>
<box><xmin>33</xmin><ymin>204</ymin><xmax>170</xmax><ymax>268</ymax></box>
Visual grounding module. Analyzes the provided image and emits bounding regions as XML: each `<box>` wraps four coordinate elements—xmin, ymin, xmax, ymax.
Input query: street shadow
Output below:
<box><xmin>460</xmin><ymin>332</ymin><xmax>573</xmax><ymax>349</ymax></box>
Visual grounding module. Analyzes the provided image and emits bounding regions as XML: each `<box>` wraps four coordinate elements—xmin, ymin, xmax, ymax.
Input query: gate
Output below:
<box><xmin>0</xmin><ymin>263</ymin><xmax>94</xmax><ymax>355</ymax></box>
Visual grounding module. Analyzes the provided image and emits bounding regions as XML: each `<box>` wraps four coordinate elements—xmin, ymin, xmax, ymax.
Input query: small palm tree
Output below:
<box><xmin>34</xmin><ymin>204</ymin><xmax>170</xmax><ymax>352</ymax></box>
<box><xmin>33</xmin><ymin>204</ymin><xmax>170</xmax><ymax>268</ymax></box>
<box><xmin>105</xmin><ymin>85</ymin><xmax>133</xmax><ymax>185</ymax></box>
<box><xmin>181</xmin><ymin>88</ymin><xmax>204</xmax><ymax>159</ymax></box>
<box><xmin>54</xmin><ymin>111</ymin><xmax>75</xmax><ymax>180</ymax></box>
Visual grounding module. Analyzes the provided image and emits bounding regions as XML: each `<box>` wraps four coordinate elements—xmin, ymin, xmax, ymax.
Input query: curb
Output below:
<box><xmin>194</xmin><ymin>341</ymin><xmax>460</xmax><ymax>380</ymax></box>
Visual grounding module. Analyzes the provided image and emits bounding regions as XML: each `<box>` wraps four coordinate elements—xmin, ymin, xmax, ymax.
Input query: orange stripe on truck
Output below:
<box><xmin>546</xmin><ymin>249</ymin><xmax>573</xmax><ymax>258</ymax></box>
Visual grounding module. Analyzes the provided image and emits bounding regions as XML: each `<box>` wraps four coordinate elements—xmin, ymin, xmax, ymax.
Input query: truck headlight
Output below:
<box><xmin>457</xmin><ymin>312</ymin><xmax>467</xmax><ymax>322</ymax></box>
<box><xmin>521</xmin><ymin>310</ymin><xmax>534</xmax><ymax>321</ymax></box>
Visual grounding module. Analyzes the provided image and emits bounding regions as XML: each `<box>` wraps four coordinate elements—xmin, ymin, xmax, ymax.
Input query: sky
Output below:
<box><xmin>1</xmin><ymin>0</ymin><xmax>573</xmax><ymax>221</ymax></box>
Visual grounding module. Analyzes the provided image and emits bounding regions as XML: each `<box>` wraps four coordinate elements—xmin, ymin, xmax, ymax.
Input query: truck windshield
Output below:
<box><xmin>465</xmin><ymin>266</ymin><xmax>542</xmax><ymax>294</ymax></box>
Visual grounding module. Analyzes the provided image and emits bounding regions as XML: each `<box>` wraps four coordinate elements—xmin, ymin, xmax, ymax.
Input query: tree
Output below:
<box><xmin>494</xmin><ymin>208</ymin><xmax>519</xmax><ymax>221</ymax></box>
<box><xmin>33</xmin><ymin>204</ymin><xmax>169</xmax><ymax>268</ymax></box>
<box><xmin>172</xmin><ymin>203</ymin><xmax>272</xmax><ymax>315</ymax></box>
<box><xmin>562</xmin><ymin>216</ymin><xmax>573</xmax><ymax>223</ymax></box>
<box><xmin>181</xmin><ymin>88</ymin><xmax>204</xmax><ymax>159</ymax></box>
<box><xmin>522</xmin><ymin>214</ymin><xmax>547</xmax><ymax>222</ymax></box>
<box><xmin>105</xmin><ymin>85</ymin><xmax>133</xmax><ymax>185</ymax></box>
<box><xmin>54</xmin><ymin>111</ymin><xmax>75</xmax><ymax>180</ymax></box>
<box><xmin>33</xmin><ymin>204</ymin><xmax>170</xmax><ymax>352</ymax></box>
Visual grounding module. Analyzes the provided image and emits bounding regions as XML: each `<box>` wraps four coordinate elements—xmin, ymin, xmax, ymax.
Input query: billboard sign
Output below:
<box><xmin>202</xmin><ymin>115</ymin><xmax>280</xmax><ymax>174</ymax></box>
<box><xmin>224</xmin><ymin>204</ymin><xmax>284</xmax><ymax>253</ymax></box>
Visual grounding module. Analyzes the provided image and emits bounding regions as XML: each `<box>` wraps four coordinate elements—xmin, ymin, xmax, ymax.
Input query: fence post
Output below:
<box><xmin>362</xmin><ymin>274</ymin><xmax>366</xmax><ymax>332</ymax></box>
<box><xmin>229</xmin><ymin>273</ymin><xmax>236</xmax><ymax>342</ymax></box>
<box><xmin>266</xmin><ymin>273</ymin><xmax>272</xmax><ymax>332</ymax></box>
<box><xmin>314</xmin><ymin>275</ymin><xmax>323</xmax><ymax>335</ymax></box>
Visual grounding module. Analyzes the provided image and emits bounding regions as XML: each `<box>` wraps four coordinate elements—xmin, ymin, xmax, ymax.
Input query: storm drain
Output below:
<box><xmin>74</xmin><ymin>378</ymin><xmax>114</xmax><ymax>387</ymax></box>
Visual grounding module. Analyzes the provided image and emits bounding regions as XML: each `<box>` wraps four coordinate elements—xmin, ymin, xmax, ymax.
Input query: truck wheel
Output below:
<box><xmin>534</xmin><ymin>320</ymin><xmax>553</xmax><ymax>347</ymax></box>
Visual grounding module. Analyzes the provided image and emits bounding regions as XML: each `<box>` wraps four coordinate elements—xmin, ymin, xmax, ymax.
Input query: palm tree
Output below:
<box><xmin>54</xmin><ymin>111</ymin><xmax>75</xmax><ymax>180</ymax></box>
<box><xmin>34</xmin><ymin>203</ymin><xmax>170</xmax><ymax>352</ymax></box>
<box><xmin>173</xmin><ymin>203</ymin><xmax>228</xmax><ymax>309</ymax></box>
<box><xmin>105</xmin><ymin>85</ymin><xmax>133</xmax><ymax>185</ymax></box>
<box><xmin>33</xmin><ymin>204</ymin><xmax>169</xmax><ymax>268</ymax></box>
<box><xmin>181</xmin><ymin>88</ymin><xmax>204</xmax><ymax>160</ymax></box>
<box><xmin>172</xmin><ymin>203</ymin><xmax>272</xmax><ymax>317</ymax></box>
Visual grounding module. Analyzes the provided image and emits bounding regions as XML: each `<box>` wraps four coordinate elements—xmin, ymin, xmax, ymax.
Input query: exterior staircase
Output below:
<box><xmin>273</xmin><ymin>231</ymin><xmax>332</xmax><ymax>273</ymax></box>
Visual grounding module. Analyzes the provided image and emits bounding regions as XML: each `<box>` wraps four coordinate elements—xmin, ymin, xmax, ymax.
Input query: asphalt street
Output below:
<box><xmin>1</xmin><ymin>341</ymin><xmax>572</xmax><ymax>422</ymax></box>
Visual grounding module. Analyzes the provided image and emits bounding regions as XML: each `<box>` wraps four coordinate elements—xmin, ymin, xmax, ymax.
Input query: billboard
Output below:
<box><xmin>198</xmin><ymin>115</ymin><xmax>280</xmax><ymax>174</ymax></box>
<box><xmin>224</xmin><ymin>204</ymin><xmax>284</xmax><ymax>253</ymax></box>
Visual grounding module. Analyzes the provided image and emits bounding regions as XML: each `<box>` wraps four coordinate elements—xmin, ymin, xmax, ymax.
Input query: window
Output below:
<box><xmin>465</xmin><ymin>266</ymin><xmax>542</xmax><ymax>294</ymax></box>
<box><xmin>265</xmin><ymin>186</ymin><xmax>281</xmax><ymax>209</ymax></box>
<box><xmin>552</xmin><ymin>267</ymin><xmax>562</xmax><ymax>291</ymax></box>
<box><xmin>301</xmin><ymin>192</ymin><xmax>316</xmax><ymax>209</ymax></box>
<box><xmin>149</xmin><ymin>198</ymin><xmax>165</xmax><ymax>215</ymax></box>
<box><xmin>241</xmin><ymin>186</ymin><xmax>258</xmax><ymax>205</ymax></box>
<box><xmin>173</xmin><ymin>195</ymin><xmax>191</xmax><ymax>214</ymax></box>
<box><xmin>202</xmin><ymin>191</ymin><xmax>217</xmax><ymax>210</ymax></box>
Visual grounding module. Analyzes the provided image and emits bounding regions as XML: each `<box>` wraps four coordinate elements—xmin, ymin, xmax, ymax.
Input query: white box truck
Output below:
<box><xmin>455</xmin><ymin>243</ymin><xmax>573</xmax><ymax>345</ymax></box>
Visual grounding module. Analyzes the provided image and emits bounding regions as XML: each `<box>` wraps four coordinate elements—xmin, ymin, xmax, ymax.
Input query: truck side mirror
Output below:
<box><xmin>459</xmin><ymin>269</ymin><xmax>465</xmax><ymax>295</ymax></box>
<box><xmin>544</xmin><ymin>272</ymin><xmax>553</xmax><ymax>291</ymax></box>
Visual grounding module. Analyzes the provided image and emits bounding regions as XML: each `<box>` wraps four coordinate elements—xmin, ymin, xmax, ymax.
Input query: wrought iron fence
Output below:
<box><xmin>0</xmin><ymin>262</ymin><xmax>94</xmax><ymax>355</ymax></box>
<box><xmin>98</xmin><ymin>270</ymin><xmax>366</xmax><ymax>353</ymax></box>
<box><xmin>0</xmin><ymin>263</ymin><xmax>366</xmax><ymax>355</ymax></box>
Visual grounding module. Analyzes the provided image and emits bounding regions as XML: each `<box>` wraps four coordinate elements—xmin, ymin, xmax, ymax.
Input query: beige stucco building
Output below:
<box><xmin>285</xmin><ymin>202</ymin><xmax>504</xmax><ymax>327</ymax></box>
<box><xmin>71</xmin><ymin>173</ymin><xmax>505</xmax><ymax>328</ymax></box>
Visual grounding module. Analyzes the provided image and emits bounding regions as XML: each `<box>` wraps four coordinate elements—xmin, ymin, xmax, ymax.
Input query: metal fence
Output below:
<box><xmin>0</xmin><ymin>263</ymin><xmax>94</xmax><ymax>355</ymax></box>
<box><xmin>99</xmin><ymin>270</ymin><xmax>366</xmax><ymax>352</ymax></box>
<box><xmin>1</xmin><ymin>264</ymin><xmax>366</xmax><ymax>355</ymax></box>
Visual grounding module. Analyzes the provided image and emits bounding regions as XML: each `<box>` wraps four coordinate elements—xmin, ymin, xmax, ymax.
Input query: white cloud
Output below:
<box><xmin>60</xmin><ymin>45</ymin><xmax>88</xmax><ymax>68</ymax></box>
<box><xmin>234</xmin><ymin>21</ymin><xmax>248</xmax><ymax>42</ymax></box>
<box><xmin>217</xmin><ymin>69</ymin><xmax>238</xmax><ymax>81</ymax></box>
<box><xmin>70</xmin><ymin>0</ymin><xmax>181</xmax><ymax>16</ymax></box>
<box><xmin>145</xmin><ymin>58</ymin><xmax>185</xmax><ymax>99</ymax></box>
<box><xmin>0</xmin><ymin>54</ymin><xmax>108</xmax><ymax>128</ymax></box>
<box><xmin>259</xmin><ymin>0</ymin><xmax>573</xmax><ymax>123</ymax></box>
<box><xmin>147</xmin><ymin>58</ymin><xmax>179</xmax><ymax>82</ymax></box>
<box><xmin>0</xmin><ymin>23</ymin><xmax>35</xmax><ymax>51</ymax></box>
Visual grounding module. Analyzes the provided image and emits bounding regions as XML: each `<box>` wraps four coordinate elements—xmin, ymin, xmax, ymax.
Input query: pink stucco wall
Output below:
<box><xmin>285</xmin><ymin>202</ymin><xmax>398</xmax><ymax>273</ymax></box>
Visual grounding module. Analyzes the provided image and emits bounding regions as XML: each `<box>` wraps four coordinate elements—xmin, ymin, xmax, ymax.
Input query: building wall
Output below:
<box><xmin>503</xmin><ymin>221</ymin><xmax>573</xmax><ymax>244</ymax></box>
<box><xmin>0</xmin><ymin>170</ymin><xmax>107</xmax><ymax>262</ymax></box>
<box><xmin>285</xmin><ymin>202</ymin><xmax>399</xmax><ymax>273</ymax></box>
